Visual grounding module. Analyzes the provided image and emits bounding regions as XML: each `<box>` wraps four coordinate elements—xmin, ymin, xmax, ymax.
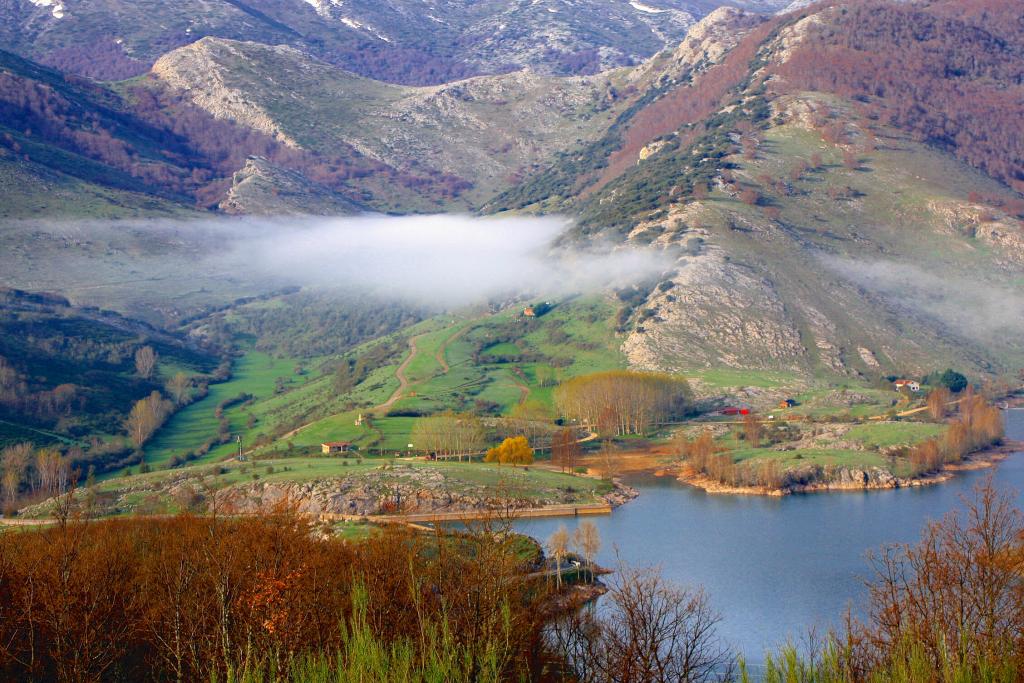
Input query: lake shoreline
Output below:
<box><xmin>669</xmin><ymin>440</ymin><xmax>1024</xmax><ymax>497</ymax></box>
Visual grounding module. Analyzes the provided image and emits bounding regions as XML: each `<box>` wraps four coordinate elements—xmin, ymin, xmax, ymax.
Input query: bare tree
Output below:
<box><xmin>126</xmin><ymin>391</ymin><xmax>173</xmax><ymax>448</ymax></box>
<box><xmin>856</xmin><ymin>476</ymin><xmax>1024</xmax><ymax>674</ymax></box>
<box><xmin>573</xmin><ymin>521</ymin><xmax>601</xmax><ymax>582</ymax></box>
<box><xmin>742</xmin><ymin>413</ymin><xmax>764</xmax><ymax>448</ymax></box>
<box><xmin>547</xmin><ymin>525</ymin><xmax>570</xmax><ymax>590</ymax></box>
<box><xmin>135</xmin><ymin>346</ymin><xmax>157</xmax><ymax>380</ymax></box>
<box><xmin>1</xmin><ymin>442</ymin><xmax>31</xmax><ymax>508</ymax></box>
<box><xmin>552</xmin><ymin>427</ymin><xmax>581</xmax><ymax>473</ymax></box>
<box><xmin>35</xmin><ymin>447</ymin><xmax>67</xmax><ymax>497</ymax></box>
<box><xmin>166</xmin><ymin>372</ymin><xmax>192</xmax><ymax>406</ymax></box>
<box><xmin>549</xmin><ymin>564</ymin><xmax>734</xmax><ymax>683</ymax></box>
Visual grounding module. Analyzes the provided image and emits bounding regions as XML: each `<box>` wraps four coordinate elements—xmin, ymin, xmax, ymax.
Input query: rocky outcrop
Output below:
<box><xmin>212</xmin><ymin>464</ymin><xmax>628</xmax><ymax>516</ymax></box>
<box><xmin>152</xmin><ymin>39</ymin><xmax>301</xmax><ymax>146</ymax></box>
<box><xmin>150</xmin><ymin>37</ymin><xmax>617</xmax><ymax>203</ymax></box>
<box><xmin>622</xmin><ymin>229</ymin><xmax>806</xmax><ymax>372</ymax></box>
<box><xmin>218</xmin><ymin>156</ymin><xmax>363</xmax><ymax>216</ymax></box>
<box><xmin>928</xmin><ymin>199</ymin><xmax>1024</xmax><ymax>266</ymax></box>
<box><xmin>631</xmin><ymin>7</ymin><xmax>767</xmax><ymax>88</ymax></box>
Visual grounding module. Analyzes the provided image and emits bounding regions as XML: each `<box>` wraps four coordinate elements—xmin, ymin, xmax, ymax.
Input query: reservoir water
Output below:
<box><xmin>513</xmin><ymin>409</ymin><xmax>1024</xmax><ymax>663</ymax></box>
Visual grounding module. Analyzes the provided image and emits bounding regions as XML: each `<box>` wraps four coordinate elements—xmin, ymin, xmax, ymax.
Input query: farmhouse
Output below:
<box><xmin>893</xmin><ymin>379</ymin><xmax>921</xmax><ymax>393</ymax></box>
<box><xmin>321</xmin><ymin>441</ymin><xmax>352</xmax><ymax>454</ymax></box>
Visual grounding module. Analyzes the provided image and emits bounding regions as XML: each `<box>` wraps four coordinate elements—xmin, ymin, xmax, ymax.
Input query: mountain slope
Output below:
<box><xmin>0</xmin><ymin>288</ymin><xmax>220</xmax><ymax>469</ymax></box>
<box><xmin>0</xmin><ymin>0</ymin><xmax>790</xmax><ymax>84</ymax></box>
<box><xmin>0</xmin><ymin>48</ymin><xmax>470</xmax><ymax>216</ymax></box>
<box><xmin>491</xmin><ymin>0</ymin><xmax>1024</xmax><ymax>378</ymax></box>
<box><xmin>149</xmin><ymin>37</ymin><xmax>629</xmax><ymax>204</ymax></box>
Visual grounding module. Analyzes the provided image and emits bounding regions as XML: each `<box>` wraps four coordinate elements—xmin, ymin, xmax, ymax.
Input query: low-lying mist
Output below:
<box><xmin>227</xmin><ymin>214</ymin><xmax>674</xmax><ymax>305</ymax></box>
<box><xmin>821</xmin><ymin>255</ymin><xmax>1024</xmax><ymax>340</ymax></box>
<box><xmin>7</xmin><ymin>214</ymin><xmax>676</xmax><ymax>309</ymax></box>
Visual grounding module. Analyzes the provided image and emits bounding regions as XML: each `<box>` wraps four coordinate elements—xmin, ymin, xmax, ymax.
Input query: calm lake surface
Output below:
<box><xmin>513</xmin><ymin>409</ymin><xmax>1024</xmax><ymax>663</ymax></box>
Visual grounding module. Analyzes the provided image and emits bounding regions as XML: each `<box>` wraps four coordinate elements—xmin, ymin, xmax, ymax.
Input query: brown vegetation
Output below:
<box><xmin>775</xmin><ymin>0</ymin><xmax>1024</xmax><ymax>194</ymax></box>
<box><xmin>0</xmin><ymin>508</ymin><xmax>544</xmax><ymax>682</ymax></box>
<box><xmin>411</xmin><ymin>411</ymin><xmax>486</xmax><ymax>460</ymax></box>
<box><xmin>551</xmin><ymin>427</ymin><xmax>582</xmax><ymax>473</ymax></box>
<box><xmin>908</xmin><ymin>390</ymin><xmax>1004</xmax><ymax>477</ymax></box>
<box><xmin>926</xmin><ymin>387</ymin><xmax>951</xmax><ymax>421</ymax></box>
<box><xmin>548</xmin><ymin>564</ymin><xmax>734</xmax><ymax>682</ymax></box>
<box><xmin>554</xmin><ymin>371</ymin><xmax>690</xmax><ymax>436</ymax></box>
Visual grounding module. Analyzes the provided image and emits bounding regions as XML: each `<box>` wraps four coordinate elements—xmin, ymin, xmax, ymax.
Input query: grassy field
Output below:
<box><xmin>845</xmin><ymin>421</ymin><xmax>946</xmax><ymax>449</ymax></box>
<box><xmin>227</xmin><ymin>297</ymin><xmax>626</xmax><ymax>456</ymax></box>
<box><xmin>688</xmin><ymin>368</ymin><xmax>803</xmax><ymax>390</ymax></box>
<box><xmin>729</xmin><ymin>446</ymin><xmax>889</xmax><ymax>470</ymax></box>
<box><xmin>138</xmin><ymin>352</ymin><xmax>319</xmax><ymax>472</ymax></box>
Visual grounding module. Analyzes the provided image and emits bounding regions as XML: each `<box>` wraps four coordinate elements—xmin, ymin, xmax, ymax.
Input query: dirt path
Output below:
<box><xmin>509</xmin><ymin>367</ymin><xmax>530</xmax><ymax>404</ymax></box>
<box><xmin>434</xmin><ymin>323</ymin><xmax>472</xmax><ymax>374</ymax></box>
<box><xmin>374</xmin><ymin>332</ymin><xmax>428</xmax><ymax>414</ymax></box>
<box><xmin>868</xmin><ymin>397</ymin><xmax>964</xmax><ymax>420</ymax></box>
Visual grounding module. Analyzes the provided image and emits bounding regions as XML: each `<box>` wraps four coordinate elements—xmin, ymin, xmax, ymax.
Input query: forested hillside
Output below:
<box><xmin>776</xmin><ymin>0</ymin><xmax>1024</xmax><ymax>193</ymax></box>
<box><xmin>0</xmin><ymin>288</ymin><xmax>222</xmax><ymax>474</ymax></box>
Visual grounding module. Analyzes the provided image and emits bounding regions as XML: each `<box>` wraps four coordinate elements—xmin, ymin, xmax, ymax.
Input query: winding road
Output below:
<box><xmin>374</xmin><ymin>332</ymin><xmax>429</xmax><ymax>414</ymax></box>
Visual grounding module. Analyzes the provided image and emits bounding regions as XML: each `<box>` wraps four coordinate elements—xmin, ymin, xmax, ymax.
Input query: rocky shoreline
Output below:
<box><xmin>672</xmin><ymin>441</ymin><xmax>1022</xmax><ymax>497</ymax></box>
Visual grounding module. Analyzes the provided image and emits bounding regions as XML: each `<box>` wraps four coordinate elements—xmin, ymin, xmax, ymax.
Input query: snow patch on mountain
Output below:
<box><xmin>630</xmin><ymin>1</ymin><xmax>666</xmax><ymax>13</ymax></box>
<box><xmin>28</xmin><ymin>0</ymin><xmax>65</xmax><ymax>19</ymax></box>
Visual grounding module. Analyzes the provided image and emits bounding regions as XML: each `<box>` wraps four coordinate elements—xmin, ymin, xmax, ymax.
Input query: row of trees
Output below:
<box><xmin>125</xmin><ymin>391</ymin><xmax>174</xmax><ymax>449</ymax></box>
<box><xmin>554</xmin><ymin>370</ymin><xmax>691</xmax><ymax>436</ymax></box>
<box><xmin>909</xmin><ymin>389</ymin><xmax>1004</xmax><ymax>477</ymax></box>
<box><xmin>1</xmin><ymin>443</ymin><xmax>71</xmax><ymax>511</ymax></box>
<box><xmin>410</xmin><ymin>412</ymin><xmax>486</xmax><ymax>461</ymax></box>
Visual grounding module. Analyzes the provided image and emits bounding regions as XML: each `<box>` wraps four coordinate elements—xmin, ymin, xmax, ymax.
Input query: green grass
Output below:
<box><xmin>688</xmin><ymin>368</ymin><xmax>802</xmax><ymax>389</ymax></box>
<box><xmin>251</xmin><ymin>297</ymin><xmax>623</xmax><ymax>454</ymax></box>
<box><xmin>139</xmin><ymin>352</ymin><xmax>319</xmax><ymax>471</ymax></box>
<box><xmin>730</xmin><ymin>447</ymin><xmax>889</xmax><ymax>469</ymax></box>
<box><xmin>846</xmin><ymin>421</ymin><xmax>946</xmax><ymax>449</ymax></box>
<box><xmin>482</xmin><ymin>342</ymin><xmax>521</xmax><ymax>356</ymax></box>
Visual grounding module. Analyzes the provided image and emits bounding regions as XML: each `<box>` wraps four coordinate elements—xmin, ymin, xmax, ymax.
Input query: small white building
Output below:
<box><xmin>893</xmin><ymin>379</ymin><xmax>921</xmax><ymax>393</ymax></box>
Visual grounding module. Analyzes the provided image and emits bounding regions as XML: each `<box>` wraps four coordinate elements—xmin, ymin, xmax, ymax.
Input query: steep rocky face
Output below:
<box><xmin>218</xmin><ymin>156</ymin><xmax>364</xmax><ymax>216</ymax></box>
<box><xmin>152</xmin><ymin>41</ymin><xmax>303</xmax><ymax>147</ymax></box>
<box><xmin>629</xmin><ymin>6</ymin><xmax>768</xmax><ymax>88</ymax></box>
<box><xmin>622</xmin><ymin>217</ymin><xmax>806</xmax><ymax>371</ymax></box>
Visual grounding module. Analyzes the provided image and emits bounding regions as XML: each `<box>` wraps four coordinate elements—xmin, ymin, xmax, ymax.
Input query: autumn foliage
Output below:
<box><xmin>0</xmin><ymin>510</ymin><xmax>545</xmax><ymax>682</ymax></box>
<box><xmin>774</xmin><ymin>0</ymin><xmax>1024</xmax><ymax>193</ymax></box>
<box><xmin>908</xmin><ymin>390</ymin><xmax>1003</xmax><ymax>476</ymax></box>
<box><xmin>554</xmin><ymin>370</ymin><xmax>690</xmax><ymax>436</ymax></box>
<box><xmin>485</xmin><ymin>436</ymin><xmax>534</xmax><ymax>467</ymax></box>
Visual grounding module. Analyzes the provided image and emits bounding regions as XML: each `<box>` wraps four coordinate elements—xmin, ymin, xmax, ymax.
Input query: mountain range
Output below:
<box><xmin>1</xmin><ymin>0</ymin><xmax>1023</xmax><ymax>379</ymax></box>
